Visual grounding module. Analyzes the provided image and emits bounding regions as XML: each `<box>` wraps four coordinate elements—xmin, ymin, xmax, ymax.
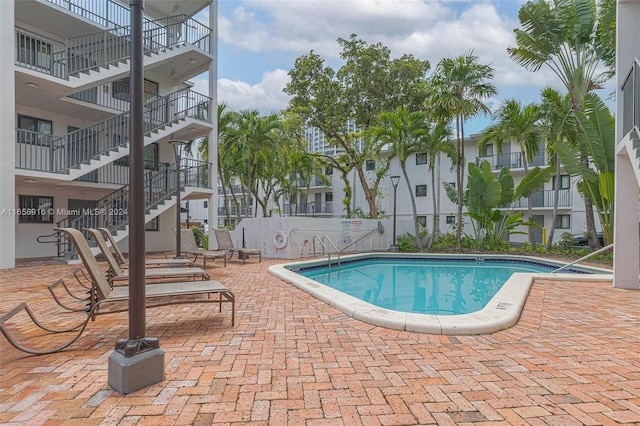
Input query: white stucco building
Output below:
<box><xmin>0</xmin><ymin>0</ymin><xmax>218</xmax><ymax>269</ymax></box>
<box><xmin>217</xmin><ymin>131</ymin><xmax>592</xmax><ymax>247</ymax></box>
<box><xmin>613</xmin><ymin>0</ymin><xmax>640</xmax><ymax>289</ymax></box>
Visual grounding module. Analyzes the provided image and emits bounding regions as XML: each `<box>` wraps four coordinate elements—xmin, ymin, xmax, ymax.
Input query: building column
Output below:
<box><xmin>613</xmin><ymin>147</ymin><xmax>640</xmax><ymax>289</ymax></box>
<box><xmin>207</xmin><ymin>0</ymin><xmax>218</xmax><ymax>249</ymax></box>
<box><xmin>0</xmin><ymin>2</ymin><xmax>16</xmax><ymax>269</ymax></box>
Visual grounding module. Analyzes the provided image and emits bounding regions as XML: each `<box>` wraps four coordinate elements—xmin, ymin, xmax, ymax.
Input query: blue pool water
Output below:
<box><xmin>294</xmin><ymin>257</ymin><xmax>583</xmax><ymax>315</ymax></box>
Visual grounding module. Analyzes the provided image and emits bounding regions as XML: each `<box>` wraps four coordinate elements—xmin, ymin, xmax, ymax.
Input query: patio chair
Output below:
<box><xmin>0</xmin><ymin>228</ymin><xmax>236</xmax><ymax>355</ymax></box>
<box><xmin>180</xmin><ymin>229</ymin><xmax>228</xmax><ymax>268</ymax></box>
<box><xmin>214</xmin><ymin>229</ymin><xmax>261</xmax><ymax>264</ymax></box>
<box><xmin>98</xmin><ymin>227</ymin><xmax>192</xmax><ymax>268</ymax></box>
<box><xmin>84</xmin><ymin>228</ymin><xmax>210</xmax><ymax>285</ymax></box>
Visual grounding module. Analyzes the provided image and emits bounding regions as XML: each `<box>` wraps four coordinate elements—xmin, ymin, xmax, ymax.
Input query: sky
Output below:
<box><xmin>190</xmin><ymin>0</ymin><xmax>612</xmax><ymax>135</ymax></box>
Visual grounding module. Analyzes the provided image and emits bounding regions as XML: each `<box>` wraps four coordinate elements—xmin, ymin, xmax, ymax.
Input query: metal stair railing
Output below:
<box><xmin>16</xmin><ymin>89</ymin><xmax>212</xmax><ymax>174</ymax></box>
<box><xmin>15</xmin><ymin>15</ymin><xmax>211</xmax><ymax>80</ymax></box>
<box><xmin>50</xmin><ymin>159</ymin><xmax>211</xmax><ymax>259</ymax></box>
<box><xmin>549</xmin><ymin>243</ymin><xmax>614</xmax><ymax>274</ymax></box>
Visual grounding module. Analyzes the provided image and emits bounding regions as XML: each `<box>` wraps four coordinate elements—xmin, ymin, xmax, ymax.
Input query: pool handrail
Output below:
<box><xmin>312</xmin><ymin>235</ymin><xmax>339</xmax><ymax>267</ymax></box>
<box><xmin>549</xmin><ymin>243</ymin><xmax>613</xmax><ymax>273</ymax></box>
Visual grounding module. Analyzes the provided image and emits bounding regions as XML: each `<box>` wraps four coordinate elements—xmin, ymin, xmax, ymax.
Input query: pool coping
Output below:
<box><xmin>267</xmin><ymin>252</ymin><xmax>613</xmax><ymax>335</ymax></box>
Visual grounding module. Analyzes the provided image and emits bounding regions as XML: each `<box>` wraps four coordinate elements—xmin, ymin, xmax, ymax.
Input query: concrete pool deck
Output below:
<box><xmin>1</xmin><ymin>256</ymin><xmax>640</xmax><ymax>424</ymax></box>
<box><xmin>269</xmin><ymin>253</ymin><xmax>614</xmax><ymax>335</ymax></box>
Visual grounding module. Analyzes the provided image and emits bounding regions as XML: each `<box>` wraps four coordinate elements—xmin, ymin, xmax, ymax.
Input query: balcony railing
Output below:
<box><xmin>15</xmin><ymin>14</ymin><xmax>211</xmax><ymax>80</ymax></box>
<box><xmin>283</xmin><ymin>202</ymin><xmax>333</xmax><ymax>215</ymax></box>
<box><xmin>621</xmin><ymin>58</ymin><xmax>640</xmax><ymax>136</ymax></box>
<box><xmin>16</xmin><ymin>89</ymin><xmax>211</xmax><ymax>174</ymax></box>
<box><xmin>477</xmin><ymin>151</ymin><xmax>547</xmax><ymax>169</ymax></box>
<box><xmin>292</xmin><ymin>176</ymin><xmax>332</xmax><ymax>187</ymax></box>
<box><xmin>218</xmin><ymin>184</ymin><xmax>245</xmax><ymax>195</ymax></box>
<box><xmin>508</xmin><ymin>189</ymin><xmax>571</xmax><ymax>209</ymax></box>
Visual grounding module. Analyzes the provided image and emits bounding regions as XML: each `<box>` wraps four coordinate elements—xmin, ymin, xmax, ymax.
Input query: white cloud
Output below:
<box><xmin>217</xmin><ymin>69</ymin><xmax>291</xmax><ymax>113</ymax></box>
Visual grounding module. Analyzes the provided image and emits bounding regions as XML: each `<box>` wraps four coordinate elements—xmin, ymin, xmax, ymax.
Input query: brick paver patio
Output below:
<box><xmin>0</xmin><ymin>256</ymin><xmax>639</xmax><ymax>425</ymax></box>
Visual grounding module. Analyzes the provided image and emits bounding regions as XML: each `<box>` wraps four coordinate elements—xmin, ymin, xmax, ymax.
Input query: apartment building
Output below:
<box><xmin>613</xmin><ymin>0</ymin><xmax>640</xmax><ymax>289</ymax></box>
<box><xmin>221</xmin><ymin>131</ymin><xmax>588</xmax><ymax>247</ymax></box>
<box><xmin>0</xmin><ymin>0</ymin><xmax>218</xmax><ymax>269</ymax></box>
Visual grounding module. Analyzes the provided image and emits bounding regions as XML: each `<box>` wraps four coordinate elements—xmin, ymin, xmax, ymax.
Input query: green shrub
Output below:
<box><xmin>190</xmin><ymin>226</ymin><xmax>208</xmax><ymax>248</ymax></box>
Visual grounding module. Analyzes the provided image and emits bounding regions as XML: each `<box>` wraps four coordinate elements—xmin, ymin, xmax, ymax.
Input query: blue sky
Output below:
<box><xmin>191</xmin><ymin>0</ymin><xmax>612</xmax><ymax>135</ymax></box>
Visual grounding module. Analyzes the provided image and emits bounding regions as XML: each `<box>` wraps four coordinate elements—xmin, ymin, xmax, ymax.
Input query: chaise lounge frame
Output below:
<box><xmin>0</xmin><ymin>228</ymin><xmax>235</xmax><ymax>355</ymax></box>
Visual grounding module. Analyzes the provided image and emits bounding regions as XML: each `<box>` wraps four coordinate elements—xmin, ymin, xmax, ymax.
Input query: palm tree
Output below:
<box><xmin>538</xmin><ymin>87</ymin><xmax>576</xmax><ymax>250</ymax></box>
<box><xmin>428</xmin><ymin>52</ymin><xmax>497</xmax><ymax>250</ymax></box>
<box><xmin>416</xmin><ymin>121</ymin><xmax>454</xmax><ymax>249</ymax></box>
<box><xmin>507</xmin><ymin>0</ymin><xmax>614</xmax><ymax>247</ymax></box>
<box><xmin>226</xmin><ymin>110</ymin><xmax>282</xmax><ymax>219</ymax></box>
<box><xmin>479</xmin><ymin>99</ymin><xmax>542</xmax><ymax>248</ymax></box>
<box><xmin>369</xmin><ymin>107</ymin><xmax>428</xmax><ymax>250</ymax></box>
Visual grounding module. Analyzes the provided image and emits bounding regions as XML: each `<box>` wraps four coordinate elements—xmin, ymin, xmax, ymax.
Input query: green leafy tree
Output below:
<box><xmin>368</xmin><ymin>107</ymin><xmax>429</xmax><ymax>250</ymax></box>
<box><xmin>553</xmin><ymin>93</ymin><xmax>615</xmax><ymax>244</ymax></box>
<box><xmin>285</xmin><ymin>34</ymin><xmax>430</xmax><ymax>218</ymax></box>
<box><xmin>538</xmin><ymin>87</ymin><xmax>577</xmax><ymax>250</ymax></box>
<box><xmin>418</xmin><ymin>121</ymin><xmax>455</xmax><ymax>249</ymax></box>
<box><xmin>479</xmin><ymin>99</ymin><xmax>542</xmax><ymax>248</ymax></box>
<box><xmin>508</xmin><ymin>0</ymin><xmax>615</xmax><ymax>247</ymax></box>
<box><xmin>428</xmin><ymin>52</ymin><xmax>497</xmax><ymax>250</ymax></box>
<box><xmin>446</xmin><ymin>161</ymin><xmax>554</xmax><ymax>250</ymax></box>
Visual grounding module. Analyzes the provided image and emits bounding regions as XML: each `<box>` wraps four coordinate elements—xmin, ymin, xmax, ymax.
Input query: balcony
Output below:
<box><xmin>621</xmin><ymin>58</ymin><xmax>640</xmax><ymax>136</ymax></box>
<box><xmin>218</xmin><ymin>184</ymin><xmax>245</xmax><ymax>195</ymax></box>
<box><xmin>508</xmin><ymin>189</ymin><xmax>571</xmax><ymax>209</ymax></box>
<box><xmin>283</xmin><ymin>202</ymin><xmax>333</xmax><ymax>216</ymax></box>
<box><xmin>291</xmin><ymin>176</ymin><xmax>332</xmax><ymax>188</ymax></box>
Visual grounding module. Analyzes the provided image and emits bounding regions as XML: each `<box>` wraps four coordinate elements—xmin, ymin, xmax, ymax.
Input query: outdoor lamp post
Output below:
<box><xmin>170</xmin><ymin>140</ymin><xmax>187</xmax><ymax>259</ymax></box>
<box><xmin>390</xmin><ymin>175</ymin><xmax>400</xmax><ymax>252</ymax></box>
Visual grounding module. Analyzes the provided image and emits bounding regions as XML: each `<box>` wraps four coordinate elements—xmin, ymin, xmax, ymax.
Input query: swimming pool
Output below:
<box><xmin>268</xmin><ymin>253</ymin><xmax>613</xmax><ymax>335</ymax></box>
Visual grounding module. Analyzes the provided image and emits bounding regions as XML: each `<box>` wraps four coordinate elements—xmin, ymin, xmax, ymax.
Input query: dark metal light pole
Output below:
<box><xmin>390</xmin><ymin>175</ymin><xmax>400</xmax><ymax>252</ymax></box>
<box><xmin>170</xmin><ymin>140</ymin><xmax>186</xmax><ymax>259</ymax></box>
<box><xmin>108</xmin><ymin>0</ymin><xmax>164</xmax><ymax>394</ymax></box>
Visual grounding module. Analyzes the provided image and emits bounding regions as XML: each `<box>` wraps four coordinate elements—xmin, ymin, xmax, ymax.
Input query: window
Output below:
<box><xmin>445</xmin><ymin>181</ymin><xmax>456</xmax><ymax>189</ymax></box>
<box><xmin>18</xmin><ymin>195</ymin><xmax>53</xmax><ymax>223</ymax></box>
<box><xmin>145</xmin><ymin>217</ymin><xmax>159</xmax><ymax>231</ymax></box>
<box><xmin>112</xmin><ymin>78</ymin><xmax>159</xmax><ymax>102</ymax></box>
<box><xmin>416</xmin><ymin>153</ymin><xmax>427</xmax><ymax>165</ymax></box>
<box><xmin>325</xmin><ymin>192</ymin><xmax>333</xmax><ymax>202</ymax></box>
<box><xmin>481</xmin><ymin>143</ymin><xmax>494</xmax><ymax>157</ymax></box>
<box><xmin>446</xmin><ymin>215</ymin><xmax>455</xmax><ymax>224</ymax></box>
<box><xmin>417</xmin><ymin>216</ymin><xmax>426</xmax><ymax>227</ymax></box>
<box><xmin>555</xmin><ymin>214</ymin><xmax>570</xmax><ymax>229</ymax></box>
<box><xmin>415</xmin><ymin>184</ymin><xmax>427</xmax><ymax>197</ymax></box>
<box><xmin>203</xmin><ymin>200</ymin><xmax>208</xmax><ymax>208</ymax></box>
<box><xmin>17</xmin><ymin>115</ymin><xmax>53</xmax><ymax>146</ymax></box>
<box><xmin>553</xmin><ymin>174</ymin><xmax>570</xmax><ymax>190</ymax></box>
<box><xmin>325</xmin><ymin>165</ymin><xmax>333</xmax><ymax>175</ymax></box>
<box><xmin>366</xmin><ymin>160</ymin><xmax>376</xmax><ymax>171</ymax></box>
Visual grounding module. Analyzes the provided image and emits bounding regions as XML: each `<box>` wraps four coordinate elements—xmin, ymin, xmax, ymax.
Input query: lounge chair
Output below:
<box><xmin>84</xmin><ymin>228</ymin><xmax>210</xmax><ymax>285</ymax></box>
<box><xmin>98</xmin><ymin>227</ymin><xmax>192</xmax><ymax>268</ymax></box>
<box><xmin>180</xmin><ymin>229</ymin><xmax>227</xmax><ymax>268</ymax></box>
<box><xmin>214</xmin><ymin>229</ymin><xmax>261</xmax><ymax>264</ymax></box>
<box><xmin>0</xmin><ymin>228</ymin><xmax>236</xmax><ymax>355</ymax></box>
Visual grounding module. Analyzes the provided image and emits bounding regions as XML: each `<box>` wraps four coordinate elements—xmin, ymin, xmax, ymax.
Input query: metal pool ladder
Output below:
<box><xmin>312</xmin><ymin>221</ymin><xmax>386</xmax><ymax>268</ymax></box>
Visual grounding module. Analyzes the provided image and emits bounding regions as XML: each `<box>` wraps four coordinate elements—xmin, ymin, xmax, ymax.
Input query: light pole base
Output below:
<box><xmin>108</xmin><ymin>348</ymin><xmax>165</xmax><ymax>395</ymax></box>
<box><xmin>389</xmin><ymin>245</ymin><xmax>399</xmax><ymax>252</ymax></box>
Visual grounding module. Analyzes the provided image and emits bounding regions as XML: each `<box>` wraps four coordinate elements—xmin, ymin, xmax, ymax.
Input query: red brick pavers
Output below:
<box><xmin>1</xmin><ymin>257</ymin><xmax>639</xmax><ymax>425</ymax></box>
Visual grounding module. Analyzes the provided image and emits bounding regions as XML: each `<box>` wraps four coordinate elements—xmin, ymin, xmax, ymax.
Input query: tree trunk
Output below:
<box><xmin>546</xmin><ymin>162</ymin><xmax>561</xmax><ymax>251</ymax></box>
<box><xmin>429</xmin><ymin>160</ymin><xmax>438</xmax><ymax>249</ymax></box>
<box><xmin>401</xmin><ymin>162</ymin><xmax>422</xmax><ymax>251</ymax></box>
<box><xmin>455</xmin><ymin>117</ymin><xmax>463</xmax><ymax>251</ymax></box>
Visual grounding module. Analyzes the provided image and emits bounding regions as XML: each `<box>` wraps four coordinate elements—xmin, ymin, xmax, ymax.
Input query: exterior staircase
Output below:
<box><xmin>16</xmin><ymin>14</ymin><xmax>211</xmax><ymax>91</ymax></box>
<box><xmin>16</xmin><ymin>88</ymin><xmax>212</xmax><ymax>180</ymax></box>
<box><xmin>51</xmin><ymin>159</ymin><xmax>212</xmax><ymax>260</ymax></box>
